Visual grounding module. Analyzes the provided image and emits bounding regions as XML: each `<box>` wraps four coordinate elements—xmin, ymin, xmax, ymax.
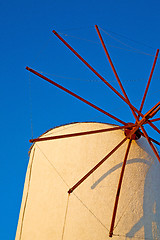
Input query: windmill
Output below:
<box><xmin>16</xmin><ymin>25</ymin><xmax>160</xmax><ymax>239</ymax></box>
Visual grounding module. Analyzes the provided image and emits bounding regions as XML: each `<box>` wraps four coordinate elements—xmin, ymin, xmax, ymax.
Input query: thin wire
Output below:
<box><xmin>73</xmin><ymin>192</ymin><xmax>109</xmax><ymax>232</ymax></box>
<box><xmin>36</xmin><ymin>144</ymin><xmax>109</xmax><ymax>233</ymax></box>
<box><xmin>31</xmin><ymin>67</ymin><xmax>160</xmax><ymax>84</ymax></box>
<box><xmin>30</xmin><ymin>34</ymin><xmax>53</xmax><ymax>65</ymax></box>
<box><xmin>58</xmin><ymin>32</ymin><xmax>98</xmax><ymax>44</ymax></box>
<box><xmin>58</xmin><ymin>31</ymin><xmax>157</xmax><ymax>58</ymax></box>
<box><xmin>22</xmin><ymin>143</ymin><xmax>159</xmax><ymax>239</ymax></box>
<box><xmin>56</xmin><ymin>25</ymin><xmax>154</xmax><ymax>51</ymax></box>
<box><xmin>61</xmin><ymin>193</ymin><xmax>70</xmax><ymax>240</ymax></box>
<box><xmin>36</xmin><ymin>144</ymin><xmax>70</xmax><ymax>188</ymax></box>
<box><xmin>56</xmin><ymin>26</ymin><xmax>92</xmax><ymax>32</ymax></box>
<box><xmin>99</xmin><ymin>26</ymin><xmax>156</xmax><ymax>53</ymax></box>
<box><xmin>29</xmin><ymin>67</ymin><xmax>160</xmax><ymax>119</ymax></box>
<box><xmin>99</xmin><ymin>27</ymin><xmax>154</xmax><ymax>55</ymax></box>
<box><xmin>101</xmin><ymin>28</ymin><xmax>155</xmax><ymax>50</ymax></box>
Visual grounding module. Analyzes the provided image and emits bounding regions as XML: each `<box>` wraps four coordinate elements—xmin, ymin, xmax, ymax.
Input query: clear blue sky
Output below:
<box><xmin>1</xmin><ymin>0</ymin><xmax>160</xmax><ymax>239</ymax></box>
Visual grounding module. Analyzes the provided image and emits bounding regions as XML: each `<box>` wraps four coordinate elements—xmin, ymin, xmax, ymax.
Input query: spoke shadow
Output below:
<box><xmin>91</xmin><ymin>158</ymin><xmax>150</xmax><ymax>190</ymax></box>
<box><xmin>91</xmin><ymin>157</ymin><xmax>160</xmax><ymax>239</ymax></box>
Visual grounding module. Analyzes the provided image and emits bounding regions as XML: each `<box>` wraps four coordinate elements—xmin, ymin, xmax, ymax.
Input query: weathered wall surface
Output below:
<box><xmin>16</xmin><ymin>122</ymin><xmax>160</xmax><ymax>240</ymax></box>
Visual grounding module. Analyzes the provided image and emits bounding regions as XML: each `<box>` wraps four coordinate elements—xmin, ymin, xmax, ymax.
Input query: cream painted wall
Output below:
<box><xmin>16</xmin><ymin>122</ymin><xmax>160</xmax><ymax>240</ymax></box>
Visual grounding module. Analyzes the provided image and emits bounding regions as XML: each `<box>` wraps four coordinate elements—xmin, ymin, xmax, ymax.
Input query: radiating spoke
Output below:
<box><xmin>139</xmin><ymin>49</ymin><xmax>159</xmax><ymax>117</ymax></box>
<box><xmin>150</xmin><ymin>117</ymin><xmax>160</xmax><ymax>123</ymax></box>
<box><xmin>147</xmin><ymin>120</ymin><xmax>160</xmax><ymax>134</ymax></box>
<box><xmin>109</xmin><ymin>139</ymin><xmax>132</xmax><ymax>237</ymax></box>
<box><xmin>68</xmin><ymin>136</ymin><xmax>128</xmax><ymax>194</ymax></box>
<box><xmin>95</xmin><ymin>25</ymin><xmax>137</xmax><ymax>119</ymax></box>
<box><xmin>149</xmin><ymin>106</ymin><xmax>160</xmax><ymax>118</ymax></box>
<box><xmin>30</xmin><ymin>124</ymin><xmax>136</xmax><ymax>143</ymax></box>
<box><xmin>145</xmin><ymin>101</ymin><xmax>160</xmax><ymax>134</ymax></box>
<box><xmin>26</xmin><ymin>67</ymin><xmax>126</xmax><ymax>125</ymax></box>
<box><xmin>140</xmin><ymin>125</ymin><xmax>160</xmax><ymax>163</ymax></box>
<box><xmin>140</xmin><ymin>132</ymin><xmax>160</xmax><ymax>146</ymax></box>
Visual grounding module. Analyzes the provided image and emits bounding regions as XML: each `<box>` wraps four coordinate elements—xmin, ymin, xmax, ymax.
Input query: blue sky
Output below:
<box><xmin>1</xmin><ymin>0</ymin><xmax>160</xmax><ymax>239</ymax></box>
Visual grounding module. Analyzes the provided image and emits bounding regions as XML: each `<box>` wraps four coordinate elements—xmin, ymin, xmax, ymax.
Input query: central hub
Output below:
<box><xmin>124</xmin><ymin>123</ymin><xmax>141</xmax><ymax>140</ymax></box>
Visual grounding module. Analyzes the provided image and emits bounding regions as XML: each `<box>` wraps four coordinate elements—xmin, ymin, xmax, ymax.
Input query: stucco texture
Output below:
<box><xmin>16</xmin><ymin>122</ymin><xmax>160</xmax><ymax>240</ymax></box>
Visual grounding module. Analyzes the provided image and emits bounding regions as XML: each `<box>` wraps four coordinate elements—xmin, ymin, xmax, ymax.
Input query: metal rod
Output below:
<box><xmin>137</xmin><ymin>102</ymin><xmax>160</xmax><ymax>140</ymax></box>
<box><xmin>68</xmin><ymin>136</ymin><xmax>128</xmax><ymax>194</ymax></box>
<box><xmin>30</xmin><ymin>124</ymin><xmax>136</xmax><ymax>143</ymax></box>
<box><xmin>147</xmin><ymin>120</ymin><xmax>160</xmax><ymax>134</ymax></box>
<box><xmin>95</xmin><ymin>25</ymin><xmax>137</xmax><ymax>119</ymax></box>
<box><xmin>150</xmin><ymin>117</ymin><xmax>160</xmax><ymax>123</ymax></box>
<box><xmin>139</xmin><ymin>49</ymin><xmax>159</xmax><ymax>116</ymax></box>
<box><xmin>109</xmin><ymin>139</ymin><xmax>132</xmax><ymax>237</ymax></box>
<box><xmin>146</xmin><ymin>101</ymin><xmax>160</xmax><ymax>133</ymax></box>
<box><xmin>140</xmin><ymin>132</ymin><xmax>160</xmax><ymax>146</ymax></box>
<box><xmin>140</xmin><ymin>125</ymin><xmax>160</xmax><ymax>163</ymax></box>
<box><xmin>149</xmin><ymin>106</ymin><xmax>160</xmax><ymax>118</ymax></box>
<box><xmin>26</xmin><ymin>67</ymin><xmax>126</xmax><ymax>125</ymax></box>
<box><xmin>138</xmin><ymin>103</ymin><xmax>160</xmax><ymax>158</ymax></box>
<box><xmin>145</xmin><ymin>101</ymin><xmax>160</xmax><ymax>116</ymax></box>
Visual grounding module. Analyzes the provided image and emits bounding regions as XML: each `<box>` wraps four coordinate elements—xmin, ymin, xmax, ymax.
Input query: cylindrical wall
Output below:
<box><xmin>16</xmin><ymin>122</ymin><xmax>160</xmax><ymax>240</ymax></box>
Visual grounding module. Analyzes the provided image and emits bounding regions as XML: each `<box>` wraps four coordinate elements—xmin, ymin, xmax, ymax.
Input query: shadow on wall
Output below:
<box><xmin>126</xmin><ymin>158</ymin><xmax>160</xmax><ymax>239</ymax></box>
<box><xmin>91</xmin><ymin>157</ymin><xmax>160</xmax><ymax>239</ymax></box>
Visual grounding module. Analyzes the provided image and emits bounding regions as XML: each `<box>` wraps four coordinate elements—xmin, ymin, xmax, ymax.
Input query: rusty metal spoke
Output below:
<box><xmin>150</xmin><ymin>117</ymin><xmax>160</xmax><ymax>123</ymax></box>
<box><xmin>140</xmin><ymin>125</ymin><xmax>160</xmax><ymax>163</ymax></box>
<box><xmin>140</xmin><ymin>132</ymin><xmax>160</xmax><ymax>146</ymax></box>
<box><xmin>109</xmin><ymin>139</ymin><xmax>132</xmax><ymax>237</ymax></box>
<box><xmin>30</xmin><ymin>124</ymin><xmax>136</xmax><ymax>143</ymax></box>
<box><xmin>139</xmin><ymin>49</ymin><xmax>159</xmax><ymax>117</ymax></box>
<box><xmin>95</xmin><ymin>25</ymin><xmax>137</xmax><ymax>120</ymax></box>
<box><xmin>68</xmin><ymin>136</ymin><xmax>128</xmax><ymax>194</ymax></box>
<box><xmin>26</xmin><ymin>67</ymin><xmax>126</xmax><ymax>125</ymax></box>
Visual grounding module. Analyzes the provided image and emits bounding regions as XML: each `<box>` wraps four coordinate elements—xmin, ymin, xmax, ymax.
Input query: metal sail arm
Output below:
<box><xmin>149</xmin><ymin>105</ymin><xmax>160</xmax><ymax>118</ymax></box>
<box><xmin>29</xmin><ymin>124</ymin><xmax>136</xmax><ymax>143</ymax></box>
<box><xmin>68</xmin><ymin>136</ymin><xmax>128</xmax><ymax>194</ymax></box>
<box><xmin>139</xmin><ymin>102</ymin><xmax>160</xmax><ymax>157</ymax></box>
<box><xmin>150</xmin><ymin>117</ymin><xmax>160</xmax><ymax>123</ymax></box>
<box><xmin>140</xmin><ymin>132</ymin><xmax>160</xmax><ymax>146</ymax></box>
<box><xmin>26</xmin><ymin>67</ymin><xmax>126</xmax><ymax>125</ymax></box>
<box><xmin>147</xmin><ymin>120</ymin><xmax>160</xmax><ymax>134</ymax></box>
<box><xmin>29</xmin><ymin>123</ymin><xmax>160</xmax><ymax>146</ymax></box>
<box><xmin>144</xmin><ymin>101</ymin><xmax>160</xmax><ymax>119</ymax></box>
<box><xmin>146</xmin><ymin>102</ymin><xmax>160</xmax><ymax>134</ymax></box>
<box><xmin>140</xmin><ymin>125</ymin><xmax>160</xmax><ymax>163</ymax></box>
<box><xmin>138</xmin><ymin>101</ymin><xmax>160</xmax><ymax>161</ymax></box>
<box><xmin>109</xmin><ymin>139</ymin><xmax>132</xmax><ymax>237</ymax></box>
<box><xmin>95</xmin><ymin>25</ymin><xmax>137</xmax><ymax>120</ymax></box>
<box><xmin>139</xmin><ymin>49</ymin><xmax>159</xmax><ymax>117</ymax></box>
